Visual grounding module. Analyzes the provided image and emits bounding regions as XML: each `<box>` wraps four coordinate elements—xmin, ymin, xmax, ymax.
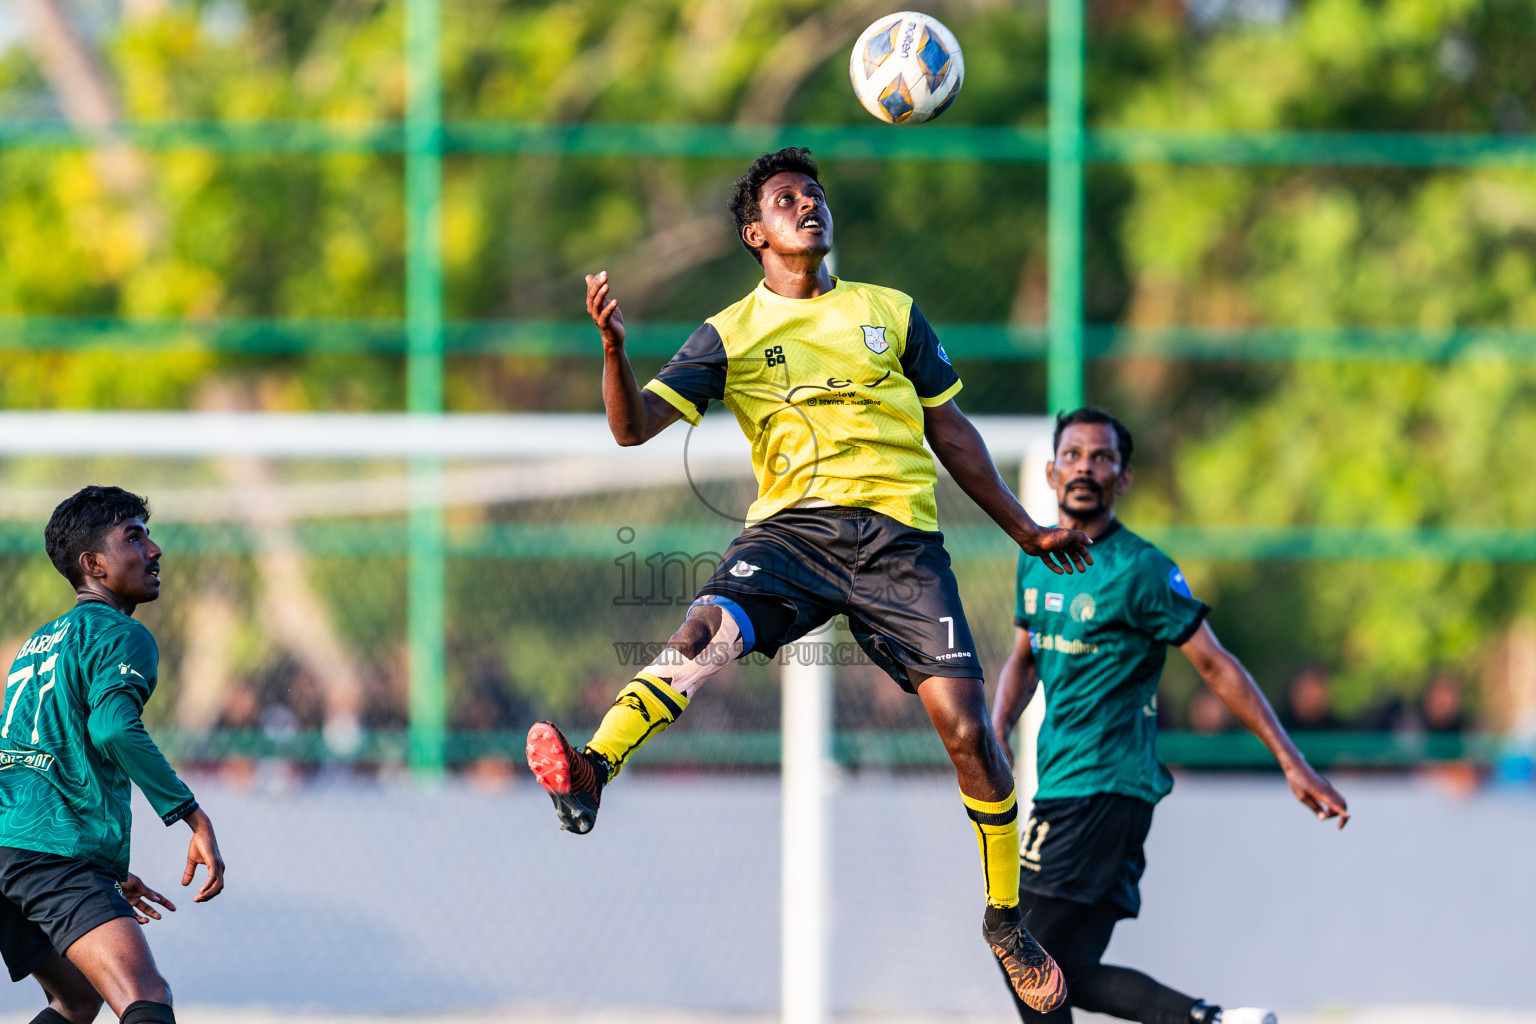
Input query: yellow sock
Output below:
<box><xmin>585</xmin><ymin>672</ymin><xmax>690</xmax><ymax>781</ymax></box>
<box><xmin>961</xmin><ymin>788</ymin><xmax>1020</xmax><ymax>909</ymax></box>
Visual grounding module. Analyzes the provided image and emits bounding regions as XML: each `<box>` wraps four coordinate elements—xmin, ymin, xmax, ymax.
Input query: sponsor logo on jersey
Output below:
<box><xmin>1023</xmin><ymin>588</ymin><xmax>1038</xmax><ymax>615</ymax></box>
<box><xmin>937</xmin><ymin>342</ymin><xmax>952</xmax><ymax>365</ymax></box>
<box><xmin>860</xmin><ymin>325</ymin><xmax>890</xmax><ymax>354</ymax></box>
<box><xmin>1070</xmin><ymin>593</ymin><xmax>1096</xmax><ymax>622</ymax></box>
<box><xmin>0</xmin><ymin>749</ymin><xmax>54</xmax><ymax>773</ymax></box>
<box><xmin>1033</xmin><ymin>634</ymin><xmax>1100</xmax><ymax>656</ymax></box>
<box><xmin>1168</xmin><ymin>567</ymin><xmax>1193</xmax><ymax>598</ymax></box>
<box><xmin>120</xmin><ymin>664</ymin><xmax>145</xmax><ymax>679</ymax></box>
<box><xmin>1044</xmin><ymin>592</ymin><xmax>1064</xmax><ymax>613</ymax></box>
<box><xmin>729</xmin><ymin>560</ymin><xmax>762</xmax><ymax>577</ymax></box>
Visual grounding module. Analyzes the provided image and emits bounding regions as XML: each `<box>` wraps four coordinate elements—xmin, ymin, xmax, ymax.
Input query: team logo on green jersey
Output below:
<box><xmin>1070</xmin><ymin>594</ymin><xmax>1096</xmax><ymax>622</ymax></box>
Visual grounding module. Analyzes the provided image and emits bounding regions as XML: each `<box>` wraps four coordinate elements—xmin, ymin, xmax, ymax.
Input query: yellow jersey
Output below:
<box><xmin>643</xmin><ymin>278</ymin><xmax>963</xmax><ymax>530</ymax></box>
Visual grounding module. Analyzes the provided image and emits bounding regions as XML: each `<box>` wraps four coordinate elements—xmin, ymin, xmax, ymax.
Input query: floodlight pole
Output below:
<box><xmin>1048</xmin><ymin>0</ymin><xmax>1086</xmax><ymax>414</ymax></box>
<box><xmin>781</xmin><ymin>643</ymin><xmax>832</xmax><ymax>1024</ymax></box>
<box><xmin>405</xmin><ymin>0</ymin><xmax>447</xmax><ymax>776</ymax></box>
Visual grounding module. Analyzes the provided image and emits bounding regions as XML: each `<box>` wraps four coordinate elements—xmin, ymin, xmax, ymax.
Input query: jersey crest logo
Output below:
<box><xmin>1070</xmin><ymin>593</ymin><xmax>1096</xmax><ymax>623</ymax></box>
<box><xmin>860</xmin><ymin>325</ymin><xmax>889</xmax><ymax>354</ymax></box>
<box><xmin>729</xmin><ymin>560</ymin><xmax>762</xmax><ymax>578</ymax></box>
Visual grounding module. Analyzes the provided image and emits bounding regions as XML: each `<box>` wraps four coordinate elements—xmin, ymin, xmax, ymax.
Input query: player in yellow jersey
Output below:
<box><xmin>526</xmin><ymin>148</ymin><xmax>1093</xmax><ymax>1012</ymax></box>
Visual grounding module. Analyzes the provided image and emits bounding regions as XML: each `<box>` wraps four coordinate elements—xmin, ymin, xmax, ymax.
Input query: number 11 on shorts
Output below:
<box><xmin>940</xmin><ymin>616</ymin><xmax>954</xmax><ymax>648</ymax></box>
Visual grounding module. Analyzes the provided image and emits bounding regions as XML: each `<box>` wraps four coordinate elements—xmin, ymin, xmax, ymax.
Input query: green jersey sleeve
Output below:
<box><xmin>1128</xmin><ymin>548</ymin><xmax>1210</xmax><ymax>646</ymax></box>
<box><xmin>85</xmin><ymin>626</ymin><xmax>196</xmax><ymax>825</ymax></box>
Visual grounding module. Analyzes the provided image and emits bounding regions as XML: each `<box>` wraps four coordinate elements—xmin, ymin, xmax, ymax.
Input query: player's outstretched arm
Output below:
<box><xmin>87</xmin><ymin>690</ymin><xmax>229</xmax><ymax>892</ymax></box>
<box><xmin>180</xmin><ymin>807</ymin><xmax>225</xmax><ymax>902</ymax></box>
<box><xmin>923</xmin><ymin>401</ymin><xmax>1093</xmax><ymax>574</ymax></box>
<box><xmin>991</xmin><ymin>627</ymin><xmax>1041</xmax><ymax>768</ymax></box>
<box><xmin>1179</xmin><ymin>622</ymin><xmax>1350</xmax><ymax>828</ymax></box>
<box><xmin>587</xmin><ymin>270</ymin><xmax>683</xmax><ymax>445</ymax></box>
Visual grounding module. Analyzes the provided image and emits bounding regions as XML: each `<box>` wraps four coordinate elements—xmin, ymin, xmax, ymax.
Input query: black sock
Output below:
<box><xmin>29</xmin><ymin>1008</ymin><xmax>73</xmax><ymax>1024</ymax></box>
<box><xmin>120</xmin><ymin>1002</ymin><xmax>175</xmax><ymax>1024</ymax></box>
<box><xmin>1073</xmin><ymin>964</ymin><xmax>1199</xmax><ymax>1024</ymax></box>
<box><xmin>1190</xmin><ymin>1000</ymin><xmax>1222</xmax><ymax>1024</ymax></box>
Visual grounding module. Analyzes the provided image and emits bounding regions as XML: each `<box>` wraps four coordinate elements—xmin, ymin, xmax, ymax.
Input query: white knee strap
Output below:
<box><xmin>642</xmin><ymin>598</ymin><xmax>748</xmax><ymax>698</ymax></box>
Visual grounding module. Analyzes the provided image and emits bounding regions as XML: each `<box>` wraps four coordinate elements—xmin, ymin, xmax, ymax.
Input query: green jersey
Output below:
<box><xmin>0</xmin><ymin>602</ymin><xmax>195</xmax><ymax>878</ymax></box>
<box><xmin>1015</xmin><ymin>522</ymin><xmax>1208</xmax><ymax>804</ymax></box>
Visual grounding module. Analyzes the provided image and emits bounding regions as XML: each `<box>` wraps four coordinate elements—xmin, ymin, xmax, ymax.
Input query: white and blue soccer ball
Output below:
<box><xmin>849</xmin><ymin>11</ymin><xmax>965</xmax><ymax>125</ymax></box>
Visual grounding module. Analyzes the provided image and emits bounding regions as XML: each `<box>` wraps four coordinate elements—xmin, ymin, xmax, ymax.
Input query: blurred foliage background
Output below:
<box><xmin>1</xmin><ymin>0</ymin><xmax>1534</xmax><ymax>753</ymax></box>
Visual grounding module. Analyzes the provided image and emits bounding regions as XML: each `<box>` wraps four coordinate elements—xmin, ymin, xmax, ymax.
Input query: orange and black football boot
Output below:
<box><xmin>984</xmin><ymin>904</ymin><xmax>1068</xmax><ymax>1013</ymax></box>
<box><xmin>526</xmin><ymin>722</ymin><xmax>609</xmax><ymax>834</ymax></box>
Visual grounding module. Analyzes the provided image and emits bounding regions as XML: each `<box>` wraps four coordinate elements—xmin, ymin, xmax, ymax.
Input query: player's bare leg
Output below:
<box><xmin>63</xmin><ymin>917</ymin><xmax>172</xmax><ymax>1015</ymax></box>
<box><xmin>919</xmin><ymin>674</ymin><xmax>1013</xmax><ymax>798</ymax></box>
<box><xmin>917</xmin><ymin>674</ymin><xmax>1066</xmax><ymax>1013</ymax></box>
<box><xmin>31</xmin><ymin>951</ymin><xmax>103</xmax><ymax>1024</ymax></box>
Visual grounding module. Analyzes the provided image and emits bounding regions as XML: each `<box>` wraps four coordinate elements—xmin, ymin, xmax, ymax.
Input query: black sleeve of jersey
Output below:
<box><xmin>650</xmin><ymin>322</ymin><xmax>727</xmax><ymax>419</ymax></box>
<box><xmin>1170</xmin><ymin>605</ymin><xmax>1211</xmax><ymax>647</ymax></box>
<box><xmin>901</xmin><ymin>303</ymin><xmax>961</xmax><ymax>402</ymax></box>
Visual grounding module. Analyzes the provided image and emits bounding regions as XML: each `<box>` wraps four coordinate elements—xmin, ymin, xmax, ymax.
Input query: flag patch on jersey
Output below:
<box><xmin>1044</xmin><ymin>592</ymin><xmax>1064</xmax><ymax>613</ymax></box>
<box><xmin>860</xmin><ymin>325</ymin><xmax>889</xmax><ymax>354</ymax></box>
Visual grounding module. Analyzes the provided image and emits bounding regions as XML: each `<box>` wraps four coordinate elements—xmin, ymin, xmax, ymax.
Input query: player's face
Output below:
<box><xmin>750</xmin><ymin>172</ymin><xmax>833</xmax><ymax>259</ymax></box>
<box><xmin>1049</xmin><ymin>423</ymin><xmax>1130</xmax><ymax>520</ymax></box>
<box><xmin>91</xmin><ymin>518</ymin><xmax>162</xmax><ymax>604</ymax></box>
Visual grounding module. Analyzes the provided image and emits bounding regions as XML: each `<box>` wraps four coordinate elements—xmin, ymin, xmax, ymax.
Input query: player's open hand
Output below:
<box><xmin>585</xmin><ymin>270</ymin><xmax>626</xmax><ymax>350</ymax></box>
<box><xmin>1285</xmin><ymin>761</ymin><xmax>1350</xmax><ymax>829</ymax></box>
<box><xmin>121</xmin><ymin>873</ymin><xmax>176</xmax><ymax>924</ymax></box>
<box><xmin>1021</xmin><ymin>525</ymin><xmax>1094</xmax><ymax>575</ymax></box>
<box><xmin>182</xmin><ymin>806</ymin><xmax>226</xmax><ymax>902</ymax></box>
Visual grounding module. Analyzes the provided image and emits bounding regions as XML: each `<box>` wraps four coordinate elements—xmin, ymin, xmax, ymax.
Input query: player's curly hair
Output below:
<box><xmin>729</xmin><ymin>147</ymin><xmax>821</xmax><ymax>264</ymax></box>
<box><xmin>45</xmin><ymin>485</ymin><xmax>152</xmax><ymax>587</ymax></box>
<box><xmin>1054</xmin><ymin>407</ymin><xmax>1134</xmax><ymax>466</ymax></box>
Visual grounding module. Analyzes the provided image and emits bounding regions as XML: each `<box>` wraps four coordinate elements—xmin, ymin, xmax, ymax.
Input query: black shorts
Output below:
<box><xmin>0</xmin><ymin>848</ymin><xmax>135</xmax><ymax>981</ymax></box>
<box><xmin>1018</xmin><ymin>793</ymin><xmax>1155</xmax><ymax>920</ymax></box>
<box><xmin>696</xmin><ymin>507</ymin><xmax>983</xmax><ymax>692</ymax></box>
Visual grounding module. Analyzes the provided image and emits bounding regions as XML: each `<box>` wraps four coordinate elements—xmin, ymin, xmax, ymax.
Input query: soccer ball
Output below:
<box><xmin>849</xmin><ymin>11</ymin><xmax>964</xmax><ymax>125</ymax></box>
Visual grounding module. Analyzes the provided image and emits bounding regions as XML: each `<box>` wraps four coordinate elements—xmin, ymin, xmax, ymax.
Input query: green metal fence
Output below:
<box><xmin>1</xmin><ymin>0</ymin><xmax>1527</xmax><ymax>770</ymax></box>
